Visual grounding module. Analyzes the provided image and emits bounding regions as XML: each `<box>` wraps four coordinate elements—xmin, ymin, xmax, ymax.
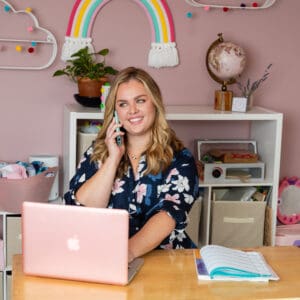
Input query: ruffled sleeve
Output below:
<box><xmin>159</xmin><ymin>148</ymin><xmax>200</xmax><ymax>230</ymax></box>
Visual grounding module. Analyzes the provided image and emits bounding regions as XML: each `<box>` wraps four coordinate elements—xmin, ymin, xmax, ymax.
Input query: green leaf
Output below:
<box><xmin>98</xmin><ymin>48</ymin><xmax>109</xmax><ymax>56</ymax></box>
<box><xmin>53</xmin><ymin>70</ymin><xmax>67</xmax><ymax>77</ymax></box>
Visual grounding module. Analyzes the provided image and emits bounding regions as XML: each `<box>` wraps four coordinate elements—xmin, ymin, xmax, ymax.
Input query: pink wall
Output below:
<box><xmin>0</xmin><ymin>0</ymin><xmax>299</xmax><ymax>186</ymax></box>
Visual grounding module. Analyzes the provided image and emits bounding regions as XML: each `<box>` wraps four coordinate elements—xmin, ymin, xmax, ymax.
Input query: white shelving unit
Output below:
<box><xmin>0</xmin><ymin>213</ymin><xmax>21</xmax><ymax>300</ymax></box>
<box><xmin>63</xmin><ymin>103</ymin><xmax>283</xmax><ymax>246</ymax></box>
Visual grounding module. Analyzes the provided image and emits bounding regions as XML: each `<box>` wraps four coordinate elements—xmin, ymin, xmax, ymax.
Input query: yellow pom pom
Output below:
<box><xmin>25</xmin><ymin>7</ymin><xmax>32</xmax><ymax>13</ymax></box>
<box><xmin>16</xmin><ymin>45</ymin><xmax>22</xmax><ymax>52</ymax></box>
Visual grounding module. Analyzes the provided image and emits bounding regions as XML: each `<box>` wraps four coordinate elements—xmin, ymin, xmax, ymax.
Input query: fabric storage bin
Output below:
<box><xmin>77</xmin><ymin>132</ymin><xmax>97</xmax><ymax>163</ymax></box>
<box><xmin>6</xmin><ymin>216</ymin><xmax>21</xmax><ymax>268</ymax></box>
<box><xmin>0</xmin><ymin>167</ymin><xmax>57</xmax><ymax>214</ymax></box>
<box><xmin>210</xmin><ymin>188</ymin><xmax>266</xmax><ymax>247</ymax></box>
<box><xmin>0</xmin><ymin>271</ymin><xmax>3</xmax><ymax>300</ymax></box>
<box><xmin>0</xmin><ymin>240</ymin><xmax>3</xmax><ymax>271</ymax></box>
<box><xmin>186</xmin><ymin>197</ymin><xmax>202</xmax><ymax>246</ymax></box>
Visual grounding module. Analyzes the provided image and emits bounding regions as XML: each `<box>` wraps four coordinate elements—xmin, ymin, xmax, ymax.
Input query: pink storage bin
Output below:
<box><xmin>0</xmin><ymin>167</ymin><xmax>57</xmax><ymax>239</ymax></box>
<box><xmin>0</xmin><ymin>167</ymin><xmax>57</xmax><ymax>214</ymax></box>
<box><xmin>275</xmin><ymin>224</ymin><xmax>300</xmax><ymax>246</ymax></box>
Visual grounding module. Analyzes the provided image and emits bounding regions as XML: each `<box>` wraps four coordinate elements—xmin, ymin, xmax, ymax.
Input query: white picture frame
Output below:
<box><xmin>232</xmin><ymin>97</ymin><xmax>247</xmax><ymax>112</ymax></box>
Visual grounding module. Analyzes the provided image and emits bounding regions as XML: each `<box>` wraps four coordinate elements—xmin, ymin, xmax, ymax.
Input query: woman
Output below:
<box><xmin>64</xmin><ymin>67</ymin><xmax>199</xmax><ymax>261</ymax></box>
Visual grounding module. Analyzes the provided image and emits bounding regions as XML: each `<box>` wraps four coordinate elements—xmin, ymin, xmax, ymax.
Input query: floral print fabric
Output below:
<box><xmin>64</xmin><ymin>146</ymin><xmax>200</xmax><ymax>249</ymax></box>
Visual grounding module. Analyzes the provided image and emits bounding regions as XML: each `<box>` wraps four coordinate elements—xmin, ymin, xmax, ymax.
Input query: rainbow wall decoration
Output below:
<box><xmin>61</xmin><ymin>0</ymin><xmax>178</xmax><ymax>68</ymax></box>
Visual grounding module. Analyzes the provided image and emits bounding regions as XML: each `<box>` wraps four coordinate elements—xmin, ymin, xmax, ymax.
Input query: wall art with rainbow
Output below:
<box><xmin>62</xmin><ymin>0</ymin><xmax>178</xmax><ymax>68</ymax></box>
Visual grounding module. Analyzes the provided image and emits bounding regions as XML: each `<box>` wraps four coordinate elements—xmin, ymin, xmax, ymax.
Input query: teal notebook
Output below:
<box><xmin>194</xmin><ymin>245</ymin><xmax>279</xmax><ymax>282</ymax></box>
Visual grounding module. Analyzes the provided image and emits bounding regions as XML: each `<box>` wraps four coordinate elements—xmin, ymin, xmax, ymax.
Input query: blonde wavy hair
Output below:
<box><xmin>91</xmin><ymin>66</ymin><xmax>184</xmax><ymax>177</ymax></box>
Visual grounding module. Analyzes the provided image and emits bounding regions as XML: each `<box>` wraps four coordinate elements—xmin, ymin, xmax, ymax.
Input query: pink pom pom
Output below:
<box><xmin>203</xmin><ymin>6</ymin><xmax>210</xmax><ymax>11</ymax></box>
<box><xmin>27</xmin><ymin>26</ymin><xmax>34</xmax><ymax>32</ymax></box>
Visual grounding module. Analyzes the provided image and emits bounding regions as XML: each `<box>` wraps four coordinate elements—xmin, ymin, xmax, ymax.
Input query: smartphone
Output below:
<box><xmin>114</xmin><ymin>110</ymin><xmax>122</xmax><ymax>146</ymax></box>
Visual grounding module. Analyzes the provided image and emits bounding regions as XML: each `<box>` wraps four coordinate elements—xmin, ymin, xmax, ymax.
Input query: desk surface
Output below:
<box><xmin>12</xmin><ymin>246</ymin><xmax>300</xmax><ymax>300</ymax></box>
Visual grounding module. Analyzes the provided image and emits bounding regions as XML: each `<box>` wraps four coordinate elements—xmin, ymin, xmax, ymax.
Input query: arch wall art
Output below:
<box><xmin>62</xmin><ymin>0</ymin><xmax>178</xmax><ymax>68</ymax></box>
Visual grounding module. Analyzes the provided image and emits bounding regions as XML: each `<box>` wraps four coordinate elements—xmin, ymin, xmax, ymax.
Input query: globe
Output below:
<box><xmin>206</xmin><ymin>33</ymin><xmax>246</xmax><ymax>90</ymax></box>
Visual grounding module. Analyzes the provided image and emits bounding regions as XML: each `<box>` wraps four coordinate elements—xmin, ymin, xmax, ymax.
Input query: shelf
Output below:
<box><xmin>199</xmin><ymin>179</ymin><xmax>274</xmax><ymax>188</ymax></box>
<box><xmin>65</xmin><ymin>103</ymin><xmax>282</xmax><ymax>121</ymax></box>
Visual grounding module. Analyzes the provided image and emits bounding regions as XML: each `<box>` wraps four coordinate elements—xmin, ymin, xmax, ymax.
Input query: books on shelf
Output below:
<box><xmin>194</xmin><ymin>245</ymin><xmax>279</xmax><ymax>282</ymax></box>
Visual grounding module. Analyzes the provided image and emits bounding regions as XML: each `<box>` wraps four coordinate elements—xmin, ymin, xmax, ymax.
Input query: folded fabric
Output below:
<box><xmin>0</xmin><ymin>160</ymin><xmax>47</xmax><ymax>179</ymax></box>
<box><xmin>0</xmin><ymin>164</ymin><xmax>28</xmax><ymax>179</ymax></box>
<box><xmin>16</xmin><ymin>161</ymin><xmax>36</xmax><ymax>177</ymax></box>
<box><xmin>0</xmin><ymin>162</ymin><xmax>8</xmax><ymax>168</ymax></box>
<box><xmin>30</xmin><ymin>161</ymin><xmax>48</xmax><ymax>174</ymax></box>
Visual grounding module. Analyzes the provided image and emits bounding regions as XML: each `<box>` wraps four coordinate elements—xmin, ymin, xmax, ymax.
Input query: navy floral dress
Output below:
<box><xmin>64</xmin><ymin>145</ymin><xmax>200</xmax><ymax>249</ymax></box>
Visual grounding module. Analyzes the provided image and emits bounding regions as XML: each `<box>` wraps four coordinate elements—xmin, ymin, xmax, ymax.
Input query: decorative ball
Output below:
<box><xmin>204</xmin><ymin>6</ymin><xmax>210</xmax><ymax>11</ymax></box>
<box><xmin>186</xmin><ymin>12</ymin><xmax>193</xmax><ymax>18</ymax></box>
<box><xmin>28</xmin><ymin>47</ymin><xmax>34</xmax><ymax>53</ymax></box>
<box><xmin>16</xmin><ymin>45</ymin><xmax>22</xmax><ymax>52</ymax></box>
<box><xmin>207</xmin><ymin>41</ymin><xmax>246</xmax><ymax>81</ymax></box>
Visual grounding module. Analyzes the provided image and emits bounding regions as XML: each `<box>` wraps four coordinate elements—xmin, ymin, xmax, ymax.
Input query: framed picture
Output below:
<box><xmin>232</xmin><ymin>97</ymin><xmax>247</xmax><ymax>112</ymax></box>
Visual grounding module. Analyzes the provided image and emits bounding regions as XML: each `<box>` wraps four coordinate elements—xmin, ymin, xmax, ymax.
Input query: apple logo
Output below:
<box><xmin>67</xmin><ymin>235</ymin><xmax>80</xmax><ymax>251</ymax></box>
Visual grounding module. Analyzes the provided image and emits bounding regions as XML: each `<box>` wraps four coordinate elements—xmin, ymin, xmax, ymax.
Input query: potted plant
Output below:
<box><xmin>53</xmin><ymin>47</ymin><xmax>118</xmax><ymax>98</ymax></box>
<box><xmin>236</xmin><ymin>64</ymin><xmax>272</xmax><ymax>109</ymax></box>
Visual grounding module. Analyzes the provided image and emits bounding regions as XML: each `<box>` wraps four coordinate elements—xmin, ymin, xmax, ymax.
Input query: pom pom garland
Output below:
<box><xmin>4</xmin><ymin>5</ymin><xmax>11</xmax><ymax>12</ymax></box>
<box><xmin>185</xmin><ymin>1</ymin><xmax>274</xmax><ymax>10</ymax></box>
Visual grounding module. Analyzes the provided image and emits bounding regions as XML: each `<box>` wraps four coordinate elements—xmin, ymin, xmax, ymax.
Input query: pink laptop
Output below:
<box><xmin>22</xmin><ymin>202</ymin><xmax>143</xmax><ymax>285</ymax></box>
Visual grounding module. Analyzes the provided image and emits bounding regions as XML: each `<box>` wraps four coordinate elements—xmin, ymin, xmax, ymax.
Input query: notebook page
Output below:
<box><xmin>248</xmin><ymin>252</ymin><xmax>279</xmax><ymax>280</ymax></box>
<box><xmin>200</xmin><ymin>245</ymin><xmax>272</xmax><ymax>277</ymax></box>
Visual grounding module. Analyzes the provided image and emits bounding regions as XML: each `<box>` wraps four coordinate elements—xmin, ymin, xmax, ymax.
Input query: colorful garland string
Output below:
<box><xmin>185</xmin><ymin>0</ymin><xmax>276</xmax><ymax>11</ymax></box>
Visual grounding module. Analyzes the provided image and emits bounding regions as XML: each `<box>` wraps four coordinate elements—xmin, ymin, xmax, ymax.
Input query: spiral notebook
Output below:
<box><xmin>194</xmin><ymin>245</ymin><xmax>279</xmax><ymax>282</ymax></box>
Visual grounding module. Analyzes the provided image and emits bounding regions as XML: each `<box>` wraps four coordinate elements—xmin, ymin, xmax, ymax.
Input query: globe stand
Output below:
<box><xmin>206</xmin><ymin>33</ymin><xmax>246</xmax><ymax>112</ymax></box>
<box><xmin>215</xmin><ymin>84</ymin><xmax>233</xmax><ymax>111</ymax></box>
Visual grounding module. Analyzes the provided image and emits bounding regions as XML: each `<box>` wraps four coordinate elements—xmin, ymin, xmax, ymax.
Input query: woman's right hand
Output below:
<box><xmin>75</xmin><ymin>118</ymin><xmax>125</xmax><ymax>207</ymax></box>
<box><xmin>105</xmin><ymin>118</ymin><xmax>125</xmax><ymax>162</ymax></box>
